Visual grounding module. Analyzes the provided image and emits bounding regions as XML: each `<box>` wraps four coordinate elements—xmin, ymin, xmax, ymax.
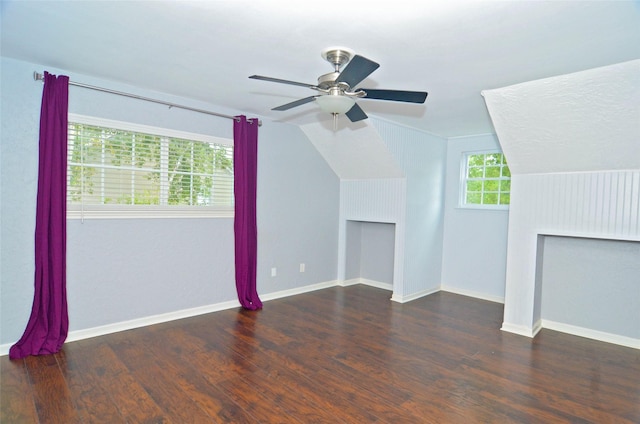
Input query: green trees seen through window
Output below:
<box><xmin>68</xmin><ymin>123</ymin><xmax>233</xmax><ymax>207</ymax></box>
<box><xmin>464</xmin><ymin>152</ymin><xmax>510</xmax><ymax>206</ymax></box>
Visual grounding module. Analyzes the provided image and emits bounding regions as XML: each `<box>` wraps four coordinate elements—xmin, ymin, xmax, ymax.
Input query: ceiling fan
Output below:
<box><xmin>249</xmin><ymin>47</ymin><xmax>428</xmax><ymax>126</ymax></box>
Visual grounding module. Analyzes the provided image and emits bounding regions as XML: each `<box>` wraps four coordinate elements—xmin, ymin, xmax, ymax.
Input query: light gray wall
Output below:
<box><xmin>255</xmin><ymin>122</ymin><xmax>340</xmax><ymax>294</ymax></box>
<box><xmin>345</xmin><ymin>221</ymin><xmax>362</xmax><ymax>280</ymax></box>
<box><xmin>541</xmin><ymin>236</ymin><xmax>640</xmax><ymax>339</ymax></box>
<box><xmin>345</xmin><ymin>221</ymin><xmax>395</xmax><ymax>285</ymax></box>
<box><xmin>359</xmin><ymin>222</ymin><xmax>395</xmax><ymax>284</ymax></box>
<box><xmin>1</xmin><ymin>57</ymin><xmax>339</xmax><ymax>346</ymax></box>
<box><xmin>441</xmin><ymin>134</ymin><xmax>509</xmax><ymax>301</ymax></box>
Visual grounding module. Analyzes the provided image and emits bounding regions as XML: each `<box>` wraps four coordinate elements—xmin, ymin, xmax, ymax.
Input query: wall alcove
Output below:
<box><xmin>344</xmin><ymin>221</ymin><xmax>396</xmax><ymax>290</ymax></box>
<box><xmin>536</xmin><ymin>235</ymin><xmax>640</xmax><ymax>346</ymax></box>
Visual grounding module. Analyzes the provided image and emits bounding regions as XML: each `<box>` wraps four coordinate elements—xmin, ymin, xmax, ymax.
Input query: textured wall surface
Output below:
<box><xmin>483</xmin><ymin>59</ymin><xmax>640</xmax><ymax>175</ymax></box>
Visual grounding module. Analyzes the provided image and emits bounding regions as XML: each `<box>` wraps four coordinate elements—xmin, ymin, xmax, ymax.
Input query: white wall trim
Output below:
<box><xmin>391</xmin><ymin>287</ymin><xmax>439</xmax><ymax>303</ymax></box>
<box><xmin>542</xmin><ymin>319</ymin><xmax>640</xmax><ymax>350</ymax></box>
<box><xmin>339</xmin><ymin>278</ymin><xmax>362</xmax><ymax>287</ymax></box>
<box><xmin>0</xmin><ymin>299</ymin><xmax>242</xmax><ymax>356</ymax></box>
<box><xmin>0</xmin><ymin>280</ymin><xmax>340</xmax><ymax>356</ymax></box>
<box><xmin>532</xmin><ymin>319</ymin><xmax>543</xmax><ymax>338</ymax></box>
<box><xmin>1</xmin><ymin>282</ymin><xmax>549</xmax><ymax>356</ymax></box>
<box><xmin>259</xmin><ymin>280</ymin><xmax>339</xmax><ymax>302</ymax></box>
<box><xmin>341</xmin><ymin>278</ymin><xmax>393</xmax><ymax>291</ymax></box>
<box><xmin>501</xmin><ymin>322</ymin><xmax>540</xmax><ymax>338</ymax></box>
<box><xmin>440</xmin><ymin>285</ymin><xmax>505</xmax><ymax>304</ymax></box>
<box><xmin>359</xmin><ymin>278</ymin><xmax>393</xmax><ymax>291</ymax></box>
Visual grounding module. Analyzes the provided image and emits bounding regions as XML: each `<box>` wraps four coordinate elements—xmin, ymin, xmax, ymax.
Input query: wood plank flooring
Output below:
<box><xmin>2</xmin><ymin>285</ymin><xmax>639</xmax><ymax>423</ymax></box>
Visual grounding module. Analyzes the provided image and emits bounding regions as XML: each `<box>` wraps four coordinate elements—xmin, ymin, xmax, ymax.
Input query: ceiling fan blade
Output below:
<box><xmin>345</xmin><ymin>103</ymin><xmax>368</xmax><ymax>122</ymax></box>
<box><xmin>249</xmin><ymin>75</ymin><xmax>317</xmax><ymax>89</ymax></box>
<box><xmin>272</xmin><ymin>96</ymin><xmax>318</xmax><ymax>111</ymax></box>
<box><xmin>360</xmin><ymin>89</ymin><xmax>428</xmax><ymax>103</ymax></box>
<box><xmin>335</xmin><ymin>55</ymin><xmax>380</xmax><ymax>88</ymax></box>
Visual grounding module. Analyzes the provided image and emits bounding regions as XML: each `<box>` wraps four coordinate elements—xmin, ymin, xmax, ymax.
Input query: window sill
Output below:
<box><xmin>456</xmin><ymin>204</ymin><xmax>509</xmax><ymax>211</ymax></box>
<box><xmin>67</xmin><ymin>206</ymin><xmax>234</xmax><ymax>220</ymax></box>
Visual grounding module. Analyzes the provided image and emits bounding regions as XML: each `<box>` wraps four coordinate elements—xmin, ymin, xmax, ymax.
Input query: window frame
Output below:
<box><xmin>67</xmin><ymin>113</ymin><xmax>234</xmax><ymax>220</ymax></box>
<box><xmin>459</xmin><ymin>150</ymin><xmax>510</xmax><ymax>210</ymax></box>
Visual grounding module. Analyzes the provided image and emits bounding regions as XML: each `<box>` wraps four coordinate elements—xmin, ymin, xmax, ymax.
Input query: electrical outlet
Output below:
<box><xmin>299</xmin><ymin>263</ymin><xmax>305</xmax><ymax>273</ymax></box>
<box><xmin>271</xmin><ymin>267</ymin><xmax>277</xmax><ymax>277</ymax></box>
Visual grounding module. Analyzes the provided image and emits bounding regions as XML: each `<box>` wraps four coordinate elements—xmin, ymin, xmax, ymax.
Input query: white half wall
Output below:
<box><xmin>483</xmin><ymin>60</ymin><xmax>640</xmax><ymax>343</ymax></box>
<box><xmin>504</xmin><ymin>171</ymin><xmax>640</xmax><ymax>337</ymax></box>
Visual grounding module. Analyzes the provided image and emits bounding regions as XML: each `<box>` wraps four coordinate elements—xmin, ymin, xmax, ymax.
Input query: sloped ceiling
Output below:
<box><xmin>301</xmin><ymin>120</ymin><xmax>404</xmax><ymax>180</ymax></box>
<box><xmin>1</xmin><ymin>0</ymin><xmax>639</xmax><ymax>137</ymax></box>
<box><xmin>483</xmin><ymin>59</ymin><xmax>640</xmax><ymax>174</ymax></box>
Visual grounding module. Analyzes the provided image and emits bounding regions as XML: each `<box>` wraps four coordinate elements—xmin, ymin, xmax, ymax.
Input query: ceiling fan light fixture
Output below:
<box><xmin>315</xmin><ymin>94</ymin><xmax>355</xmax><ymax>115</ymax></box>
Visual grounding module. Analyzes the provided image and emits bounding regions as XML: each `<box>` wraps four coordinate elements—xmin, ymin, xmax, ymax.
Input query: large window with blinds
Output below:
<box><xmin>67</xmin><ymin>115</ymin><xmax>233</xmax><ymax>218</ymax></box>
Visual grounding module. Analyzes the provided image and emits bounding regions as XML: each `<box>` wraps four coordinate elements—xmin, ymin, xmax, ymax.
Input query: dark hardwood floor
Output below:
<box><xmin>2</xmin><ymin>285</ymin><xmax>639</xmax><ymax>423</ymax></box>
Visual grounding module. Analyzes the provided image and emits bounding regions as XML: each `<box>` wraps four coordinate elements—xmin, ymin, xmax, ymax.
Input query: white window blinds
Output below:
<box><xmin>67</xmin><ymin>118</ymin><xmax>233</xmax><ymax>217</ymax></box>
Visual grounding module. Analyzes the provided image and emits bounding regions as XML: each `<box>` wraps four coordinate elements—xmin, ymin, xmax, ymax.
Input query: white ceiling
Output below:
<box><xmin>2</xmin><ymin>0</ymin><xmax>639</xmax><ymax>138</ymax></box>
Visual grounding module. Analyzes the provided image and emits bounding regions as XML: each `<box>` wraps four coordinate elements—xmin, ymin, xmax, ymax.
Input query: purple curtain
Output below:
<box><xmin>10</xmin><ymin>72</ymin><xmax>69</xmax><ymax>359</ymax></box>
<box><xmin>233</xmin><ymin>116</ymin><xmax>263</xmax><ymax>310</ymax></box>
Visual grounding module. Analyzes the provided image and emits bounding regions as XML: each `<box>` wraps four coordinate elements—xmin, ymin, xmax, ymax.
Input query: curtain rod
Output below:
<box><xmin>33</xmin><ymin>71</ymin><xmax>261</xmax><ymax>126</ymax></box>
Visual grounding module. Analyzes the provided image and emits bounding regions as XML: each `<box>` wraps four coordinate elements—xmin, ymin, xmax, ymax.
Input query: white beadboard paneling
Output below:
<box><xmin>340</xmin><ymin>179</ymin><xmax>406</xmax><ymax>222</ymax></box>
<box><xmin>503</xmin><ymin>169</ymin><xmax>640</xmax><ymax>340</ymax></box>
<box><xmin>515</xmin><ymin>170</ymin><xmax>640</xmax><ymax>240</ymax></box>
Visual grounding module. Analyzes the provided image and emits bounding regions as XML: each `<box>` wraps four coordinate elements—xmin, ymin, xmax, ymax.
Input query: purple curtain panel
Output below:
<box><xmin>10</xmin><ymin>72</ymin><xmax>69</xmax><ymax>359</ymax></box>
<box><xmin>233</xmin><ymin>116</ymin><xmax>263</xmax><ymax>310</ymax></box>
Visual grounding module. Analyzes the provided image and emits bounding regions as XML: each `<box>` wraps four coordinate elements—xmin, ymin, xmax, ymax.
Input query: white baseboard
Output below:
<box><xmin>501</xmin><ymin>319</ymin><xmax>639</xmax><ymax>350</ymax></box>
<box><xmin>541</xmin><ymin>319</ymin><xmax>640</xmax><ymax>350</ymax></box>
<box><xmin>0</xmin><ymin>280</ymin><xmax>340</xmax><ymax>357</ymax></box>
<box><xmin>260</xmin><ymin>280</ymin><xmax>339</xmax><ymax>301</ymax></box>
<box><xmin>340</xmin><ymin>278</ymin><xmax>392</xmax><ymax>291</ymax></box>
<box><xmin>532</xmin><ymin>319</ymin><xmax>543</xmax><ymax>337</ymax></box>
<box><xmin>0</xmin><ymin>299</ymin><xmax>243</xmax><ymax>357</ymax></box>
<box><xmin>440</xmin><ymin>285</ymin><xmax>504</xmax><ymax>304</ymax></box>
<box><xmin>338</xmin><ymin>278</ymin><xmax>361</xmax><ymax>287</ymax></box>
<box><xmin>501</xmin><ymin>322</ymin><xmax>539</xmax><ymax>338</ymax></box>
<box><xmin>391</xmin><ymin>287</ymin><xmax>439</xmax><ymax>303</ymax></box>
<box><xmin>360</xmin><ymin>278</ymin><xmax>393</xmax><ymax>291</ymax></box>
<box><xmin>15</xmin><ymin>283</ymin><xmax>614</xmax><ymax>356</ymax></box>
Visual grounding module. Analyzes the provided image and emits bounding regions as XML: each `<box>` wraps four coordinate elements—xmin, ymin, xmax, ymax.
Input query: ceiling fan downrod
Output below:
<box><xmin>321</xmin><ymin>47</ymin><xmax>354</xmax><ymax>72</ymax></box>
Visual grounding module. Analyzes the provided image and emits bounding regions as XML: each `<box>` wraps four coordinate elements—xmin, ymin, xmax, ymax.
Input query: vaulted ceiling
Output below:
<box><xmin>2</xmin><ymin>1</ymin><xmax>639</xmax><ymax>138</ymax></box>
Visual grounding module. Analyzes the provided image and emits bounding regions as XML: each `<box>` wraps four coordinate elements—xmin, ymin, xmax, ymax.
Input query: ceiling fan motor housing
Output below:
<box><xmin>317</xmin><ymin>72</ymin><xmax>350</xmax><ymax>92</ymax></box>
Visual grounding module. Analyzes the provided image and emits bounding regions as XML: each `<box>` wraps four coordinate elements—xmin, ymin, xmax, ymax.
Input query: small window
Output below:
<box><xmin>67</xmin><ymin>115</ymin><xmax>233</xmax><ymax>218</ymax></box>
<box><xmin>461</xmin><ymin>151</ymin><xmax>510</xmax><ymax>208</ymax></box>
